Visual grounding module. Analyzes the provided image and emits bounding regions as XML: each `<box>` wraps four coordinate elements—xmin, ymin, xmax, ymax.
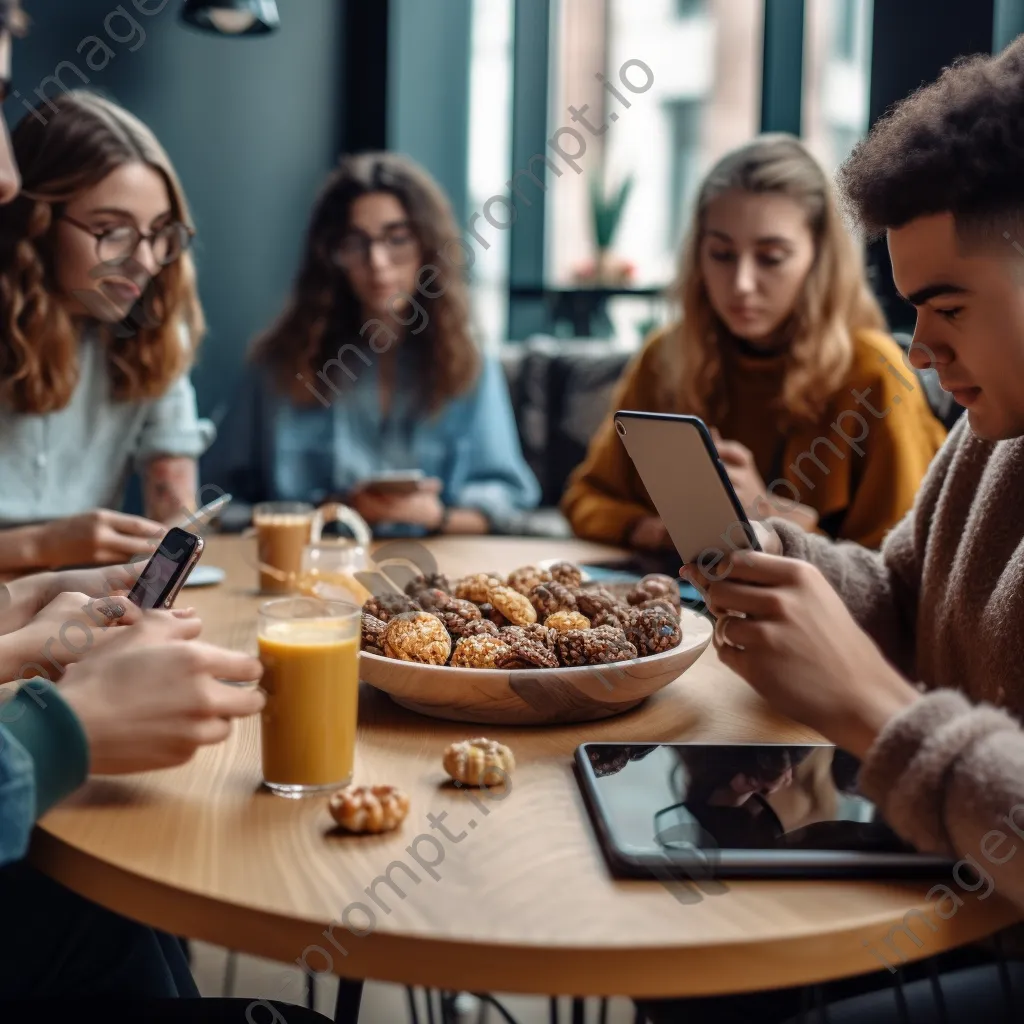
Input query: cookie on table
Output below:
<box><xmin>443</xmin><ymin>737</ymin><xmax>515</xmax><ymax>787</ymax></box>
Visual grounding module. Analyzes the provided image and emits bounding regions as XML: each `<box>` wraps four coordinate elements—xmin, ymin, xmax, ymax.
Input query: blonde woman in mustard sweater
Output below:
<box><xmin>562</xmin><ymin>134</ymin><xmax>946</xmax><ymax>551</ymax></box>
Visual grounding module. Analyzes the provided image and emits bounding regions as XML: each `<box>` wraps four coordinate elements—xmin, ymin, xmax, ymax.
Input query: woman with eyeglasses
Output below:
<box><xmin>0</xmin><ymin>90</ymin><xmax>212</xmax><ymax>571</ymax></box>
<box><xmin>207</xmin><ymin>151</ymin><xmax>539</xmax><ymax>537</ymax></box>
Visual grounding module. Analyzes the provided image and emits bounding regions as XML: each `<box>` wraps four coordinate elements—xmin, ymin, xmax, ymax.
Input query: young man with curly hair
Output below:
<box><xmin>643</xmin><ymin>33</ymin><xmax>1024</xmax><ymax>1024</ymax></box>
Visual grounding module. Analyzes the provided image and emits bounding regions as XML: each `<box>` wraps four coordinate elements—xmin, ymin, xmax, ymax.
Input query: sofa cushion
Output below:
<box><xmin>503</xmin><ymin>336</ymin><xmax>637</xmax><ymax>507</ymax></box>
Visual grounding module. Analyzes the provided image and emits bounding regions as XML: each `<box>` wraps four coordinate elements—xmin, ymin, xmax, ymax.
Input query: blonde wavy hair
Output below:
<box><xmin>660</xmin><ymin>133</ymin><xmax>886</xmax><ymax>427</ymax></box>
<box><xmin>0</xmin><ymin>90</ymin><xmax>204</xmax><ymax>414</ymax></box>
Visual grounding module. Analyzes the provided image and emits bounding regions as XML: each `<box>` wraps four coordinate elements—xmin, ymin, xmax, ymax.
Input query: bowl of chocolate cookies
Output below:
<box><xmin>358</xmin><ymin>561</ymin><xmax>713</xmax><ymax>724</ymax></box>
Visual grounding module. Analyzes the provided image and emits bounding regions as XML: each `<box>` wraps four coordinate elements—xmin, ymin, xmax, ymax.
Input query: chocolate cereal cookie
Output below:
<box><xmin>506</xmin><ymin>564</ymin><xmax>553</xmax><ymax>597</ymax></box>
<box><xmin>461</xmin><ymin>619</ymin><xmax>500</xmax><ymax>640</ymax></box>
<box><xmin>625</xmin><ymin>607</ymin><xmax>682</xmax><ymax>657</ymax></box>
<box><xmin>496</xmin><ymin>638</ymin><xmax>559</xmax><ymax>670</ymax></box>
<box><xmin>363</xmin><ymin>593</ymin><xmax>421</xmax><ymax>621</ymax></box>
<box><xmin>361</xmin><ymin>613</ymin><xmax>387</xmax><ymax>651</ymax></box>
<box><xmin>547</xmin><ymin>561</ymin><xmax>584</xmax><ymax>589</ymax></box>
<box><xmin>529</xmin><ymin>581</ymin><xmax>578</xmax><ymax>619</ymax></box>
<box><xmin>628</xmin><ymin>574</ymin><xmax>682</xmax><ymax>609</ymax></box>
<box><xmin>556</xmin><ymin>625</ymin><xmax>637</xmax><ymax>667</ymax></box>
<box><xmin>404</xmin><ymin>573</ymin><xmax>452</xmax><ymax>597</ymax></box>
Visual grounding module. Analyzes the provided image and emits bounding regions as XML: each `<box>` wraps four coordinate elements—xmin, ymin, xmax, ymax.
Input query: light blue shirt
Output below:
<box><xmin>0</xmin><ymin>329</ymin><xmax>214</xmax><ymax>524</ymax></box>
<box><xmin>206</xmin><ymin>351</ymin><xmax>541</xmax><ymax>534</ymax></box>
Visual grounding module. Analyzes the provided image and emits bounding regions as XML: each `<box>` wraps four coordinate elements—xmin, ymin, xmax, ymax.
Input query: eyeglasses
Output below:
<box><xmin>61</xmin><ymin>214</ymin><xmax>195</xmax><ymax>267</ymax></box>
<box><xmin>333</xmin><ymin>224</ymin><xmax>419</xmax><ymax>269</ymax></box>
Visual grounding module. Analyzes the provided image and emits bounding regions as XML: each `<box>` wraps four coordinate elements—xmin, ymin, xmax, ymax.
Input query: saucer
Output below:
<box><xmin>184</xmin><ymin>565</ymin><xmax>226</xmax><ymax>588</ymax></box>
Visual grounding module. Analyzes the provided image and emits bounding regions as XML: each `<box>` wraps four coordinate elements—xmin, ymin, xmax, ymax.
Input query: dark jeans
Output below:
<box><xmin>637</xmin><ymin>945</ymin><xmax>1024</xmax><ymax>1024</ymax></box>
<box><xmin>0</xmin><ymin>862</ymin><xmax>331</xmax><ymax>1021</ymax></box>
<box><xmin>0</xmin><ymin>1000</ymin><xmax>331</xmax><ymax>1022</ymax></box>
<box><xmin>0</xmin><ymin>860</ymin><xmax>199</xmax><ymax>998</ymax></box>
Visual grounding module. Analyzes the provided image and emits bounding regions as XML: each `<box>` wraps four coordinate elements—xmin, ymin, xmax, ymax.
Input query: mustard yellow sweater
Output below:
<box><xmin>561</xmin><ymin>327</ymin><xmax>948</xmax><ymax>549</ymax></box>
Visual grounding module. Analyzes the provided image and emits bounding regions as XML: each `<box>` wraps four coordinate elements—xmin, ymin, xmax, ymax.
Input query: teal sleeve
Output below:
<box><xmin>0</xmin><ymin>679</ymin><xmax>89</xmax><ymax>849</ymax></box>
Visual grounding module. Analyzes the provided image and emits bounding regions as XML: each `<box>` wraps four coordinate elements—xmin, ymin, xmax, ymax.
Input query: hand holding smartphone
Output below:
<box><xmin>127</xmin><ymin>527</ymin><xmax>205</xmax><ymax>610</ymax></box>
<box><xmin>358</xmin><ymin>470</ymin><xmax>428</xmax><ymax>496</ymax></box>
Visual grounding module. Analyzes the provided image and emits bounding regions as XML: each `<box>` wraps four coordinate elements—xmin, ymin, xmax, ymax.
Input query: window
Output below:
<box><xmin>675</xmin><ymin>0</ymin><xmax>708</xmax><ymax>18</ymax></box>
<box><xmin>466</xmin><ymin>0</ymin><xmax>515</xmax><ymax>351</ymax></box>
<box><xmin>802</xmin><ymin>0</ymin><xmax>874</xmax><ymax>173</ymax></box>
<box><xmin>833</xmin><ymin>0</ymin><xmax>859</xmax><ymax>60</ymax></box>
<box><xmin>666</xmin><ymin>99</ymin><xmax>703</xmax><ymax>248</ymax></box>
<box><xmin>546</xmin><ymin>0</ymin><xmax>765</xmax><ymax>291</ymax></box>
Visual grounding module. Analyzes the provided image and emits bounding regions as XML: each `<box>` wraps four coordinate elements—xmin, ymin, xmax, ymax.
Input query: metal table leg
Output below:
<box><xmin>333</xmin><ymin>977</ymin><xmax>364</xmax><ymax>1024</ymax></box>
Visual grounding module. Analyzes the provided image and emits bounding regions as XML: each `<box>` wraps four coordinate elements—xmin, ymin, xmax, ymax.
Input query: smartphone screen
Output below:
<box><xmin>128</xmin><ymin>528</ymin><xmax>202</xmax><ymax>610</ymax></box>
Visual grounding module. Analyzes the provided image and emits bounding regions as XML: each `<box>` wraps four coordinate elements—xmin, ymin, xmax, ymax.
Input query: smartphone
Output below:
<box><xmin>361</xmin><ymin>470</ymin><xmax>426</xmax><ymax>495</ymax></box>
<box><xmin>613</xmin><ymin>411</ymin><xmax>761</xmax><ymax>570</ymax></box>
<box><xmin>127</xmin><ymin>527</ymin><xmax>205</xmax><ymax>610</ymax></box>
<box><xmin>174</xmin><ymin>492</ymin><xmax>232</xmax><ymax>531</ymax></box>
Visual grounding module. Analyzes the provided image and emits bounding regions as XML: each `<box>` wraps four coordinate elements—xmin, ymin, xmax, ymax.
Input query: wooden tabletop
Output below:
<box><xmin>28</xmin><ymin>536</ymin><xmax>1021</xmax><ymax>999</ymax></box>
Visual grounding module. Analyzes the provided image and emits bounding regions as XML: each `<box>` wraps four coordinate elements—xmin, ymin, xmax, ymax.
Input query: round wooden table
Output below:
<box><xmin>29</xmin><ymin>536</ymin><xmax>1020</xmax><ymax>1010</ymax></box>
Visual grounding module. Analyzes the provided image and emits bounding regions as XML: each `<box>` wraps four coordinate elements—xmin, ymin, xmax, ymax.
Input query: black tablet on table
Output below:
<box><xmin>575</xmin><ymin>742</ymin><xmax>954</xmax><ymax>880</ymax></box>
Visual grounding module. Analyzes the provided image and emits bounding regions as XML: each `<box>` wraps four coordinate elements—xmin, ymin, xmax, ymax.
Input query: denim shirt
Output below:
<box><xmin>0</xmin><ymin>328</ymin><xmax>215</xmax><ymax>524</ymax></box>
<box><xmin>206</xmin><ymin>351</ymin><xmax>541</xmax><ymax>534</ymax></box>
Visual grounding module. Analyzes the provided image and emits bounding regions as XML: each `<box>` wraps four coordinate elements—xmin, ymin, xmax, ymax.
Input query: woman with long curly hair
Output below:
<box><xmin>209</xmin><ymin>151</ymin><xmax>539</xmax><ymax>536</ymax></box>
<box><xmin>0</xmin><ymin>89</ymin><xmax>212</xmax><ymax>570</ymax></box>
<box><xmin>562</xmin><ymin>134</ymin><xmax>946</xmax><ymax>551</ymax></box>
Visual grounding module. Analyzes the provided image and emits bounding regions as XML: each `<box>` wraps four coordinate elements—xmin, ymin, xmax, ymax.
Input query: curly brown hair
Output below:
<box><xmin>659</xmin><ymin>134</ymin><xmax>886</xmax><ymax>428</ymax></box>
<box><xmin>251</xmin><ymin>151</ymin><xmax>479</xmax><ymax>412</ymax></box>
<box><xmin>837</xmin><ymin>36</ymin><xmax>1024</xmax><ymax>240</ymax></box>
<box><xmin>0</xmin><ymin>90</ymin><xmax>204</xmax><ymax>414</ymax></box>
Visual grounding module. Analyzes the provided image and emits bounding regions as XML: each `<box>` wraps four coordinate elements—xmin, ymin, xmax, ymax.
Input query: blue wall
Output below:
<box><xmin>388</xmin><ymin>0</ymin><xmax>472</xmax><ymax>226</ymax></box>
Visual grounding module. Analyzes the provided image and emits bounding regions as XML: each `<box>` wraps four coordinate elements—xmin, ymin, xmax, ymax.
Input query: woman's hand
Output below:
<box><xmin>0</xmin><ymin>563</ymin><xmax>151</xmax><ymax>637</ymax></box>
<box><xmin>712</xmin><ymin>430</ymin><xmax>819</xmax><ymax>532</ymax></box>
<box><xmin>683</xmin><ymin>550</ymin><xmax>920</xmax><ymax>758</ymax></box>
<box><xmin>628</xmin><ymin>516</ymin><xmax>673</xmax><ymax>551</ymax></box>
<box><xmin>712</xmin><ymin>432</ymin><xmax>771</xmax><ymax>517</ymax></box>
<box><xmin>349</xmin><ymin>478</ymin><xmax>445</xmax><ymax>531</ymax></box>
<box><xmin>59</xmin><ymin>625</ymin><xmax>264</xmax><ymax>775</ymax></box>
<box><xmin>32</xmin><ymin>509</ymin><xmax>165</xmax><ymax>568</ymax></box>
<box><xmin>0</xmin><ymin>592</ymin><xmax>200</xmax><ymax>683</ymax></box>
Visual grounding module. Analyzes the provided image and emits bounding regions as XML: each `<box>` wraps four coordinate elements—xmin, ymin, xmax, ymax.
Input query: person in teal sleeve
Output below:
<box><xmin>205</xmin><ymin>151</ymin><xmax>540</xmax><ymax>538</ymax></box>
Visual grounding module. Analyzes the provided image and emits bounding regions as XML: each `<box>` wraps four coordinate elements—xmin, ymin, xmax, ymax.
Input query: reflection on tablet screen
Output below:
<box><xmin>584</xmin><ymin>743</ymin><xmax>916</xmax><ymax>857</ymax></box>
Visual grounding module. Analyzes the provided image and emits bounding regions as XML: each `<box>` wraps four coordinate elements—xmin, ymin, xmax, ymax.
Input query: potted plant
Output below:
<box><xmin>580</xmin><ymin>172</ymin><xmax>635</xmax><ymax>286</ymax></box>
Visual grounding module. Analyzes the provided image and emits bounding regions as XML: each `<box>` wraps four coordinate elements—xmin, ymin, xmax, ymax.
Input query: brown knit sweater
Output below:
<box><xmin>771</xmin><ymin>414</ymin><xmax>1024</xmax><ymax>909</ymax></box>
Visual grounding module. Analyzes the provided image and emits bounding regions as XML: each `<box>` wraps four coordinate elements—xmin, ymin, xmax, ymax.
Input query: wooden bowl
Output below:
<box><xmin>359</xmin><ymin>608</ymin><xmax>713</xmax><ymax>724</ymax></box>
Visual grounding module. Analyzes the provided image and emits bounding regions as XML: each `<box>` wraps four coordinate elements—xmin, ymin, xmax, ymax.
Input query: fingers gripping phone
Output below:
<box><xmin>128</xmin><ymin>527</ymin><xmax>205</xmax><ymax>610</ymax></box>
<box><xmin>361</xmin><ymin>470</ymin><xmax>427</xmax><ymax>495</ymax></box>
<box><xmin>613</xmin><ymin>411</ymin><xmax>761</xmax><ymax>572</ymax></box>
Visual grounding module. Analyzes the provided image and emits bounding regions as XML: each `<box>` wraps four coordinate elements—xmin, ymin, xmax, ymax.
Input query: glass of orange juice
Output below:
<box><xmin>257</xmin><ymin>597</ymin><xmax>361</xmax><ymax>798</ymax></box>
